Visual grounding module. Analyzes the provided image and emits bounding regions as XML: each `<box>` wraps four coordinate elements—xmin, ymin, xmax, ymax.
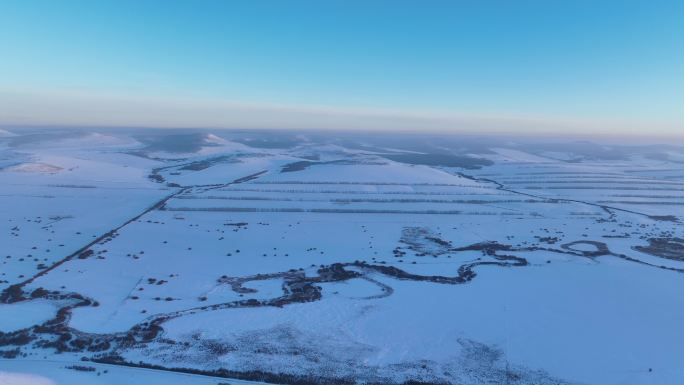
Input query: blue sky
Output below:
<box><xmin>1</xmin><ymin>0</ymin><xmax>683</xmax><ymax>136</ymax></box>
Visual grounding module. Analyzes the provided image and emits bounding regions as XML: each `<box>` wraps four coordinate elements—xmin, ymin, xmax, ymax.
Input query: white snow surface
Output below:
<box><xmin>1</xmin><ymin>129</ymin><xmax>683</xmax><ymax>385</ymax></box>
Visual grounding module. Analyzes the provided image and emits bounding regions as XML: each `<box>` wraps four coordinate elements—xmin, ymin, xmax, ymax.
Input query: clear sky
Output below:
<box><xmin>1</xmin><ymin>0</ymin><xmax>683</xmax><ymax>137</ymax></box>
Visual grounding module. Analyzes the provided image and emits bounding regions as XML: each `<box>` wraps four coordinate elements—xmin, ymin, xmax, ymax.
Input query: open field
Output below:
<box><xmin>1</xmin><ymin>128</ymin><xmax>683</xmax><ymax>385</ymax></box>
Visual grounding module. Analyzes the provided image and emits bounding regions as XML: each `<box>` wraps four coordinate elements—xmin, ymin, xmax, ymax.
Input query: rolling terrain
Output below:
<box><xmin>1</xmin><ymin>128</ymin><xmax>683</xmax><ymax>385</ymax></box>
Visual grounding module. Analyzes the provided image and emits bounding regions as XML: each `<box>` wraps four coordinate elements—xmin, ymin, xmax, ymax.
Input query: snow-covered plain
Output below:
<box><xmin>1</xmin><ymin>128</ymin><xmax>683</xmax><ymax>385</ymax></box>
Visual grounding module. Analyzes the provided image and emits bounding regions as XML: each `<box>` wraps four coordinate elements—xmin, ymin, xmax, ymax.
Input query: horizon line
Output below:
<box><xmin>1</xmin><ymin>89</ymin><xmax>682</xmax><ymax>143</ymax></box>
